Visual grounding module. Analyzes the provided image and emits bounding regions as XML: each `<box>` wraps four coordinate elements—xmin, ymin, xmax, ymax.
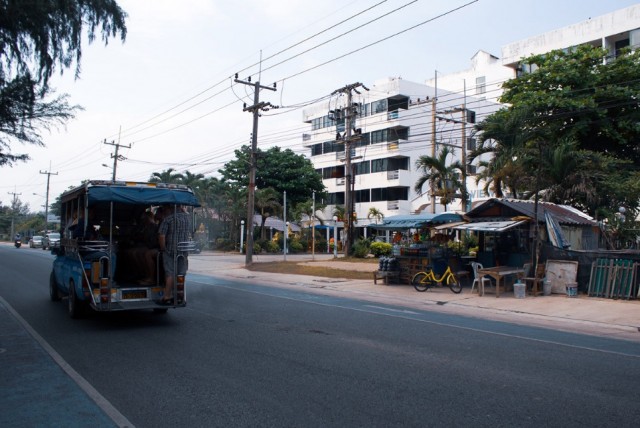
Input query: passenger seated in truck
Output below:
<box><xmin>130</xmin><ymin>210</ymin><xmax>161</xmax><ymax>285</ymax></box>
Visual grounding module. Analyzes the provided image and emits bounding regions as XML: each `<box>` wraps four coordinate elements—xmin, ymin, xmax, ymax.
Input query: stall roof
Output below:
<box><xmin>371</xmin><ymin>212</ymin><xmax>463</xmax><ymax>230</ymax></box>
<box><xmin>453</xmin><ymin>220</ymin><xmax>528</xmax><ymax>232</ymax></box>
<box><xmin>466</xmin><ymin>198</ymin><xmax>595</xmax><ymax>226</ymax></box>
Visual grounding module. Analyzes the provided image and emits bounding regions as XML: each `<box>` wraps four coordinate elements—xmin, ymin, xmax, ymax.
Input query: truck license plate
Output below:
<box><xmin>122</xmin><ymin>289</ymin><xmax>148</xmax><ymax>300</ymax></box>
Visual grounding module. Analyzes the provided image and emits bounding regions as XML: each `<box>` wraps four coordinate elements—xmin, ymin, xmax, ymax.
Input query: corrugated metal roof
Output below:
<box><xmin>466</xmin><ymin>198</ymin><xmax>596</xmax><ymax>226</ymax></box>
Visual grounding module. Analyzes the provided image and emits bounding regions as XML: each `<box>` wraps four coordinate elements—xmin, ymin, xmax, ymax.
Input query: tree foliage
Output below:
<box><xmin>219</xmin><ymin>145</ymin><xmax>326</xmax><ymax>207</ymax></box>
<box><xmin>472</xmin><ymin>45</ymin><xmax>640</xmax><ymax>218</ymax></box>
<box><xmin>414</xmin><ymin>146</ymin><xmax>467</xmax><ymax>211</ymax></box>
<box><xmin>0</xmin><ymin>0</ymin><xmax>128</xmax><ymax>166</ymax></box>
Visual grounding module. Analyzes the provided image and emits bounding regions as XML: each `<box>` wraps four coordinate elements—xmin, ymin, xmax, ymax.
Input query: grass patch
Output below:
<box><xmin>247</xmin><ymin>260</ymin><xmax>375</xmax><ymax>280</ymax></box>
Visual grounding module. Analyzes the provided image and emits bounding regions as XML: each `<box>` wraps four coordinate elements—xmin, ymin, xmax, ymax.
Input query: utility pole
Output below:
<box><xmin>234</xmin><ymin>74</ymin><xmax>277</xmax><ymax>266</ymax></box>
<box><xmin>39</xmin><ymin>169</ymin><xmax>58</xmax><ymax>233</ymax></box>
<box><xmin>461</xmin><ymin>79</ymin><xmax>468</xmax><ymax>212</ymax></box>
<box><xmin>431</xmin><ymin>71</ymin><xmax>438</xmax><ymax>213</ymax></box>
<box><xmin>435</xmin><ymin>96</ymin><xmax>475</xmax><ymax>212</ymax></box>
<box><xmin>332</xmin><ymin>82</ymin><xmax>368</xmax><ymax>256</ymax></box>
<box><xmin>104</xmin><ymin>137</ymin><xmax>130</xmax><ymax>181</ymax></box>
<box><xmin>8</xmin><ymin>190</ymin><xmax>21</xmax><ymax>239</ymax></box>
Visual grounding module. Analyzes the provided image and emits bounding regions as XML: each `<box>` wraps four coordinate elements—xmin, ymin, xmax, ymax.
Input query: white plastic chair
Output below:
<box><xmin>470</xmin><ymin>262</ymin><xmax>491</xmax><ymax>295</ymax></box>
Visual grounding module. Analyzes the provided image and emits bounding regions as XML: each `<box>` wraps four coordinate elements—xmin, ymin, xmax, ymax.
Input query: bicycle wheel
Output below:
<box><xmin>447</xmin><ymin>274</ymin><xmax>463</xmax><ymax>294</ymax></box>
<box><xmin>412</xmin><ymin>272</ymin><xmax>434</xmax><ymax>292</ymax></box>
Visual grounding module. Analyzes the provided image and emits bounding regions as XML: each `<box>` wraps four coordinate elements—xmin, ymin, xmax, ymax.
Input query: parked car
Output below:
<box><xmin>29</xmin><ymin>235</ymin><xmax>44</xmax><ymax>248</ymax></box>
<box><xmin>42</xmin><ymin>232</ymin><xmax>61</xmax><ymax>250</ymax></box>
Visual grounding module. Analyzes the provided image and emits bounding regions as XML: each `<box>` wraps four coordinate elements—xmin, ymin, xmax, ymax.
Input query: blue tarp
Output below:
<box><xmin>371</xmin><ymin>212</ymin><xmax>463</xmax><ymax>230</ymax></box>
<box><xmin>545</xmin><ymin>210</ymin><xmax>571</xmax><ymax>249</ymax></box>
<box><xmin>84</xmin><ymin>185</ymin><xmax>200</xmax><ymax>206</ymax></box>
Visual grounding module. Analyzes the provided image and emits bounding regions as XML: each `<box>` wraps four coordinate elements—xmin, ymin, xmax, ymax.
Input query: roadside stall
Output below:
<box><xmin>370</xmin><ymin>212</ymin><xmax>465</xmax><ymax>284</ymax></box>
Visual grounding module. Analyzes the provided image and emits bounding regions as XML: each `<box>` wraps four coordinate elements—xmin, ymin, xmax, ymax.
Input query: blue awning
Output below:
<box><xmin>371</xmin><ymin>213</ymin><xmax>463</xmax><ymax>230</ymax></box>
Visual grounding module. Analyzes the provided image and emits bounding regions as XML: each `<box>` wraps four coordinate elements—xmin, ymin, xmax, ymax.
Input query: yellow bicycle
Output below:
<box><xmin>412</xmin><ymin>265</ymin><xmax>462</xmax><ymax>293</ymax></box>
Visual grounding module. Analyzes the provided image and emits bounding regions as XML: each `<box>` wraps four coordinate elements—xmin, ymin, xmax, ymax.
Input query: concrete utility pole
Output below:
<box><xmin>8</xmin><ymin>190</ymin><xmax>21</xmax><ymax>239</ymax></box>
<box><xmin>431</xmin><ymin>71</ymin><xmax>438</xmax><ymax>213</ymax></box>
<box><xmin>39</xmin><ymin>169</ymin><xmax>58</xmax><ymax>233</ymax></box>
<box><xmin>104</xmin><ymin>138</ymin><xmax>131</xmax><ymax>181</ymax></box>
<box><xmin>435</xmin><ymin>100</ymin><xmax>475</xmax><ymax>212</ymax></box>
<box><xmin>331</xmin><ymin>82</ymin><xmax>368</xmax><ymax>256</ymax></box>
<box><xmin>234</xmin><ymin>74</ymin><xmax>276</xmax><ymax>266</ymax></box>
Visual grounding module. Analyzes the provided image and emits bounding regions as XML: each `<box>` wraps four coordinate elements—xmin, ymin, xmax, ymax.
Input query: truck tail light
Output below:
<box><xmin>177</xmin><ymin>275</ymin><xmax>185</xmax><ymax>303</ymax></box>
<box><xmin>100</xmin><ymin>278</ymin><xmax>110</xmax><ymax>303</ymax></box>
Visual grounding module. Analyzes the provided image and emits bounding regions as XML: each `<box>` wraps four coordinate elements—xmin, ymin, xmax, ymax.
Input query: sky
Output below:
<box><xmin>2</xmin><ymin>0</ymin><xmax>639</xmax><ymax>212</ymax></box>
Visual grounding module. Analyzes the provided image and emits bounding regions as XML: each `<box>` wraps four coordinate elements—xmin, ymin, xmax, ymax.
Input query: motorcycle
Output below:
<box><xmin>14</xmin><ymin>238</ymin><xmax>21</xmax><ymax>248</ymax></box>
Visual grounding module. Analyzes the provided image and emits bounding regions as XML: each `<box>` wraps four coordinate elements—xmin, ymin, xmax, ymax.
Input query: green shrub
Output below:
<box><xmin>370</xmin><ymin>241</ymin><xmax>392</xmax><ymax>257</ymax></box>
<box><xmin>265</xmin><ymin>240</ymin><xmax>280</xmax><ymax>253</ymax></box>
<box><xmin>352</xmin><ymin>239</ymin><xmax>370</xmax><ymax>258</ymax></box>
<box><xmin>253</xmin><ymin>242</ymin><xmax>262</xmax><ymax>254</ymax></box>
<box><xmin>289</xmin><ymin>238</ymin><xmax>304</xmax><ymax>253</ymax></box>
<box><xmin>215</xmin><ymin>238</ymin><xmax>235</xmax><ymax>251</ymax></box>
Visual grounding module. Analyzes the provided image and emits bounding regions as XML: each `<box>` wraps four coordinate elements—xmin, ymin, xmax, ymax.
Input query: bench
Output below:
<box><xmin>373</xmin><ymin>270</ymin><xmax>400</xmax><ymax>285</ymax></box>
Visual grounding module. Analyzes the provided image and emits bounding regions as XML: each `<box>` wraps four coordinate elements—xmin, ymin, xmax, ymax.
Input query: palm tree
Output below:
<box><xmin>332</xmin><ymin>205</ymin><xmax>346</xmax><ymax>222</ymax></box>
<box><xmin>470</xmin><ymin>107</ymin><xmax>537</xmax><ymax>198</ymax></box>
<box><xmin>149</xmin><ymin>168</ymin><xmax>184</xmax><ymax>184</ymax></box>
<box><xmin>367</xmin><ymin>207</ymin><xmax>384</xmax><ymax>224</ymax></box>
<box><xmin>414</xmin><ymin>146</ymin><xmax>467</xmax><ymax>211</ymax></box>
<box><xmin>254</xmin><ymin>187</ymin><xmax>281</xmax><ymax>240</ymax></box>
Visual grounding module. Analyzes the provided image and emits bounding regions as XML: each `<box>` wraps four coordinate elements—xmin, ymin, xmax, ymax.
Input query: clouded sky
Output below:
<box><xmin>2</xmin><ymin>0</ymin><xmax>638</xmax><ymax>211</ymax></box>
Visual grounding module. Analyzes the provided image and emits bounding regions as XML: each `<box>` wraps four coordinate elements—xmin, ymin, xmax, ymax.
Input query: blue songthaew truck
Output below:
<box><xmin>49</xmin><ymin>180</ymin><xmax>200</xmax><ymax>317</ymax></box>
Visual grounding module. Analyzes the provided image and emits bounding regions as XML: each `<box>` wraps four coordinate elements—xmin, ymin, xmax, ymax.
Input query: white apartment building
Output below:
<box><xmin>302</xmin><ymin>4</ymin><xmax>640</xmax><ymax>235</ymax></box>
<box><xmin>302</xmin><ymin>77</ymin><xmax>501</xmax><ymax>232</ymax></box>
<box><xmin>428</xmin><ymin>4</ymin><xmax>640</xmax><ymax>103</ymax></box>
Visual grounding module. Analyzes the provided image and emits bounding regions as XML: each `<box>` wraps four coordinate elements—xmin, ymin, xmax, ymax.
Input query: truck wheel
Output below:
<box><xmin>49</xmin><ymin>272</ymin><xmax>61</xmax><ymax>302</ymax></box>
<box><xmin>68</xmin><ymin>280</ymin><xmax>84</xmax><ymax>319</ymax></box>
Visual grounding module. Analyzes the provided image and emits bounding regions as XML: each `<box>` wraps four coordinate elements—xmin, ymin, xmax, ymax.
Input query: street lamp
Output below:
<box><xmin>240</xmin><ymin>220</ymin><xmax>245</xmax><ymax>254</ymax></box>
<box><xmin>333</xmin><ymin>216</ymin><xmax>338</xmax><ymax>258</ymax></box>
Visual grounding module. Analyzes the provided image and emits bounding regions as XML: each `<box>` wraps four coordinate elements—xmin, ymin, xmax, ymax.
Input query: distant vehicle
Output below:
<box><xmin>42</xmin><ymin>232</ymin><xmax>61</xmax><ymax>250</ymax></box>
<box><xmin>29</xmin><ymin>235</ymin><xmax>44</xmax><ymax>248</ymax></box>
<box><xmin>14</xmin><ymin>237</ymin><xmax>21</xmax><ymax>248</ymax></box>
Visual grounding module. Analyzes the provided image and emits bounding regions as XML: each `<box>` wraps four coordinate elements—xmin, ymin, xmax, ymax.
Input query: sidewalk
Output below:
<box><xmin>0</xmin><ymin>296</ymin><xmax>131</xmax><ymax>428</ymax></box>
<box><xmin>188</xmin><ymin>252</ymin><xmax>640</xmax><ymax>342</ymax></box>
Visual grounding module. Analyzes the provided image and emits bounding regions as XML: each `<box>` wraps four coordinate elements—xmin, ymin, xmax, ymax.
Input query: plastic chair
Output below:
<box><xmin>470</xmin><ymin>262</ymin><xmax>491</xmax><ymax>295</ymax></box>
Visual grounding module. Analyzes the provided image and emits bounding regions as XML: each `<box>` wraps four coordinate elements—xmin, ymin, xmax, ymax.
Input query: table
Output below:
<box><xmin>477</xmin><ymin>266</ymin><xmax>525</xmax><ymax>297</ymax></box>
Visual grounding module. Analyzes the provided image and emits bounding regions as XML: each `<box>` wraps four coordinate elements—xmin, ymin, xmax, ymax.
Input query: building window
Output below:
<box><xmin>323</xmin><ymin>140</ymin><xmax>341</xmax><ymax>154</ymax></box>
<box><xmin>615</xmin><ymin>38</ymin><xmax>630</xmax><ymax>58</ymax></box>
<box><xmin>371</xmin><ymin>187</ymin><xmax>409</xmax><ymax>202</ymax></box>
<box><xmin>466</xmin><ymin>137</ymin><xmax>476</xmax><ymax>151</ymax></box>
<box><xmin>371</xmin><ymin>157</ymin><xmax>409</xmax><ymax>173</ymax></box>
<box><xmin>371</xmin><ymin>99</ymin><xmax>388</xmax><ymax>114</ymax></box>
<box><xmin>327</xmin><ymin>192</ymin><xmax>345</xmax><ymax>205</ymax></box>
<box><xmin>355</xmin><ymin>132</ymin><xmax>370</xmax><ymax>148</ymax></box>
<box><xmin>311</xmin><ymin>143</ymin><xmax>323</xmax><ymax>156</ymax></box>
<box><xmin>323</xmin><ymin>166</ymin><xmax>344</xmax><ymax>180</ymax></box>
<box><xmin>476</xmin><ymin>76</ymin><xmax>486</xmax><ymax>95</ymax></box>
<box><xmin>371</xmin><ymin>129</ymin><xmax>388</xmax><ymax>145</ymax></box>
<box><xmin>389</xmin><ymin>126</ymin><xmax>409</xmax><ymax>141</ymax></box>
<box><xmin>353</xmin><ymin>161</ymin><xmax>370</xmax><ymax>175</ymax></box>
<box><xmin>355</xmin><ymin>189</ymin><xmax>370</xmax><ymax>203</ymax></box>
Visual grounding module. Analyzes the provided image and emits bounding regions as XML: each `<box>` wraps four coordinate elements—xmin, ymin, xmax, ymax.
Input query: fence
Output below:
<box><xmin>587</xmin><ymin>258</ymin><xmax>638</xmax><ymax>299</ymax></box>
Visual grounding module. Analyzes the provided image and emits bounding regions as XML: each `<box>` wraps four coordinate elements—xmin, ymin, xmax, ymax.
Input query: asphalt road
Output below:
<box><xmin>2</xmin><ymin>245</ymin><xmax>640</xmax><ymax>427</ymax></box>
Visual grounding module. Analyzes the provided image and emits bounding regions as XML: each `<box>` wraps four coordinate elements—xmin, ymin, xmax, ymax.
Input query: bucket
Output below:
<box><xmin>565</xmin><ymin>282</ymin><xmax>578</xmax><ymax>297</ymax></box>
<box><xmin>543</xmin><ymin>279</ymin><xmax>552</xmax><ymax>296</ymax></box>
<box><xmin>514</xmin><ymin>282</ymin><xmax>525</xmax><ymax>299</ymax></box>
